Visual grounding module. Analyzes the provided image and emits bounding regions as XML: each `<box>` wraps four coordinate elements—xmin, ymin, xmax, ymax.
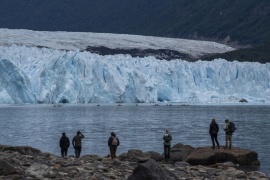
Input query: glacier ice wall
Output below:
<box><xmin>0</xmin><ymin>45</ymin><xmax>269</xmax><ymax>104</ymax></box>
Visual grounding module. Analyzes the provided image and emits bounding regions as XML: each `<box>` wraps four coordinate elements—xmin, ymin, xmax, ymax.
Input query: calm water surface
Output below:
<box><xmin>0</xmin><ymin>104</ymin><xmax>269</xmax><ymax>175</ymax></box>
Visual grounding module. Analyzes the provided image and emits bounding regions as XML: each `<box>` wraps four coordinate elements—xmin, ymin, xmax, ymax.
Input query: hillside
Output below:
<box><xmin>0</xmin><ymin>0</ymin><xmax>269</xmax><ymax>46</ymax></box>
<box><xmin>203</xmin><ymin>41</ymin><xmax>270</xmax><ymax>63</ymax></box>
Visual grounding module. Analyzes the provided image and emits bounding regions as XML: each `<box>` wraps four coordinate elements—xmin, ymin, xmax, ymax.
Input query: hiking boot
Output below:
<box><xmin>212</xmin><ymin>147</ymin><xmax>215</xmax><ymax>149</ymax></box>
<box><xmin>224</xmin><ymin>146</ymin><xmax>227</xmax><ymax>149</ymax></box>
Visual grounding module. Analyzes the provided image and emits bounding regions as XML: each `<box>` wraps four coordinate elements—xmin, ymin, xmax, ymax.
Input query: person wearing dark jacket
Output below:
<box><xmin>209</xmin><ymin>118</ymin><xmax>220</xmax><ymax>149</ymax></box>
<box><xmin>163</xmin><ymin>129</ymin><xmax>172</xmax><ymax>160</ymax></box>
<box><xmin>72</xmin><ymin>131</ymin><xmax>84</xmax><ymax>158</ymax></box>
<box><xmin>108</xmin><ymin>132</ymin><xmax>120</xmax><ymax>159</ymax></box>
<box><xmin>59</xmin><ymin>132</ymin><xmax>70</xmax><ymax>157</ymax></box>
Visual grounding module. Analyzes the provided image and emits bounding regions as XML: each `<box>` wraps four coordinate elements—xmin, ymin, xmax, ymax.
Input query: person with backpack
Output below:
<box><xmin>59</xmin><ymin>132</ymin><xmax>70</xmax><ymax>157</ymax></box>
<box><xmin>209</xmin><ymin>118</ymin><xmax>220</xmax><ymax>149</ymax></box>
<box><xmin>224</xmin><ymin>119</ymin><xmax>236</xmax><ymax>149</ymax></box>
<box><xmin>108</xmin><ymin>132</ymin><xmax>120</xmax><ymax>159</ymax></box>
<box><xmin>72</xmin><ymin>131</ymin><xmax>85</xmax><ymax>158</ymax></box>
<box><xmin>163</xmin><ymin>129</ymin><xmax>172</xmax><ymax>160</ymax></box>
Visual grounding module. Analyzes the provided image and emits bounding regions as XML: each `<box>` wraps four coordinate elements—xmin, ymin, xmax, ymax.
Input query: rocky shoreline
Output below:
<box><xmin>0</xmin><ymin>143</ymin><xmax>269</xmax><ymax>180</ymax></box>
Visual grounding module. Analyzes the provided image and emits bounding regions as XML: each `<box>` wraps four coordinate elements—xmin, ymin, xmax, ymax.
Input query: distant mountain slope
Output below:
<box><xmin>0</xmin><ymin>0</ymin><xmax>269</xmax><ymax>46</ymax></box>
<box><xmin>203</xmin><ymin>41</ymin><xmax>270</xmax><ymax>64</ymax></box>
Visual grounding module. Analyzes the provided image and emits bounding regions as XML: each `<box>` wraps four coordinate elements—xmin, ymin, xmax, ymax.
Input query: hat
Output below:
<box><xmin>77</xmin><ymin>131</ymin><xmax>81</xmax><ymax>135</ymax></box>
<box><xmin>111</xmin><ymin>132</ymin><xmax>116</xmax><ymax>137</ymax></box>
<box><xmin>166</xmin><ymin>129</ymin><xmax>169</xmax><ymax>134</ymax></box>
<box><xmin>225</xmin><ymin>119</ymin><xmax>229</xmax><ymax>122</ymax></box>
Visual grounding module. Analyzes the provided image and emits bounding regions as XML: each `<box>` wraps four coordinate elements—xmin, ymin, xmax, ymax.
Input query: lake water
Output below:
<box><xmin>0</xmin><ymin>104</ymin><xmax>269</xmax><ymax>175</ymax></box>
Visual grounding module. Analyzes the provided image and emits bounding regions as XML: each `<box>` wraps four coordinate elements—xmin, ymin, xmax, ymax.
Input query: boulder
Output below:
<box><xmin>185</xmin><ymin>147</ymin><xmax>260</xmax><ymax>166</ymax></box>
<box><xmin>0</xmin><ymin>144</ymin><xmax>268</xmax><ymax>179</ymax></box>
<box><xmin>126</xmin><ymin>149</ymin><xmax>151</xmax><ymax>162</ymax></box>
<box><xmin>0</xmin><ymin>145</ymin><xmax>41</xmax><ymax>156</ymax></box>
<box><xmin>239</xmin><ymin>98</ymin><xmax>248</xmax><ymax>103</ymax></box>
<box><xmin>0</xmin><ymin>160</ymin><xmax>16</xmax><ymax>175</ymax></box>
<box><xmin>127</xmin><ymin>158</ymin><xmax>179</xmax><ymax>180</ymax></box>
<box><xmin>119</xmin><ymin>150</ymin><xmax>163</xmax><ymax>162</ymax></box>
<box><xmin>24</xmin><ymin>163</ymin><xmax>51</xmax><ymax>178</ymax></box>
<box><xmin>170</xmin><ymin>143</ymin><xmax>195</xmax><ymax>162</ymax></box>
<box><xmin>145</xmin><ymin>151</ymin><xmax>163</xmax><ymax>162</ymax></box>
<box><xmin>118</xmin><ymin>152</ymin><xmax>128</xmax><ymax>161</ymax></box>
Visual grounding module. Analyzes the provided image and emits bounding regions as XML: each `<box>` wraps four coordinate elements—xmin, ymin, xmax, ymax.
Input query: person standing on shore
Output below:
<box><xmin>108</xmin><ymin>132</ymin><xmax>120</xmax><ymax>159</ymax></box>
<box><xmin>72</xmin><ymin>131</ymin><xmax>84</xmax><ymax>158</ymax></box>
<box><xmin>209</xmin><ymin>118</ymin><xmax>220</xmax><ymax>149</ymax></box>
<box><xmin>163</xmin><ymin>129</ymin><xmax>172</xmax><ymax>160</ymax></box>
<box><xmin>224</xmin><ymin>119</ymin><xmax>231</xmax><ymax>149</ymax></box>
<box><xmin>59</xmin><ymin>132</ymin><xmax>70</xmax><ymax>157</ymax></box>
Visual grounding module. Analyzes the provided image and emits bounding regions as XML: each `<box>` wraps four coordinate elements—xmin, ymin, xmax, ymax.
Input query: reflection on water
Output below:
<box><xmin>0</xmin><ymin>104</ymin><xmax>269</xmax><ymax>175</ymax></box>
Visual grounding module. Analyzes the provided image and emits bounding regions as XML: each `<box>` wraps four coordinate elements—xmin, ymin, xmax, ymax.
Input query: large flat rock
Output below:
<box><xmin>185</xmin><ymin>146</ymin><xmax>260</xmax><ymax>166</ymax></box>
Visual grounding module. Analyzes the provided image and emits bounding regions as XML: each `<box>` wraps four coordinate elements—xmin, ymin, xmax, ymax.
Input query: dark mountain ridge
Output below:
<box><xmin>0</xmin><ymin>0</ymin><xmax>270</xmax><ymax>62</ymax></box>
<box><xmin>1</xmin><ymin>0</ymin><xmax>269</xmax><ymax>46</ymax></box>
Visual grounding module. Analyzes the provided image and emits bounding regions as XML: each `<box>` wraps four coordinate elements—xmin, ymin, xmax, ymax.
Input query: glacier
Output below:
<box><xmin>0</xmin><ymin>44</ymin><xmax>270</xmax><ymax>104</ymax></box>
<box><xmin>0</xmin><ymin>28</ymin><xmax>235</xmax><ymax>60</ymax></box>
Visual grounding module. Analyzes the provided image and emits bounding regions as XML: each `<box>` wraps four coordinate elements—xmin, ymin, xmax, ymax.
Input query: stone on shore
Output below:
<box><xmin>0</xmin><ymin>160</ymin><xmax>16</xmax><ymax>176</ymax></box>
<box><xmin>127</xmin><ymin>158</ymin><xmax>179</xmax><ymax>180</ymax></box>
<box><xmin>0</xmin><ymin>144</ymin><xmax>268</xmax><ymax>180</ymax></box>
<box><xmin>118</xmin><ymin>149</ymin><xmax>163</xmax><ymax>162</ymax></box>
<box><xmin>0</xmin><ymin>145</ymin><xmax>41</xmax><ymax>156</ymax></box>
<box><xmin>170</xmin><ymin>143</ymin><xmax>195</xmax><ymax>162</ymax></box>
<box><xmin>186</xmin><ymin>146</ymin><xmax>260</xmax><ymax>166</ymax></box>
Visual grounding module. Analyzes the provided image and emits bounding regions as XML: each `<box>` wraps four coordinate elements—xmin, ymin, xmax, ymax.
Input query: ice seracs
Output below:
<box><xmin>0</xmin><ymin>44</ymin><xmax>269</xmax><ymax>104</ymax></box>
<box><xmin>0</xmin><ymin>29</ymin><xmax>269</xmax><ymax>104</ymax></box>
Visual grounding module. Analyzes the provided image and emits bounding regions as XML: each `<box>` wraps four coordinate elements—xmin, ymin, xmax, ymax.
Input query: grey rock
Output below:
<box><xmin>186</xmin><ymin>146</ymin><xmax>260</xmax><ymax>166</ymax></box>
<box><xmin>0</xmin><ymin>144</ymin><xmax>268</xmax><ymax>180</ymax></box>
<box><xmin>0</xmin><ymin>145</ymin><xmax>41</xmax><ymax>156</ymax></box>
<box><xmin>117</xmin><ymin>152</ymin><xmax>127</xmax><ymax>161</ymax></box>
<box><xmin>0</xmin><ymin>160</ymin><xmax>16</xmax><ymax>175</ymax></box>
<box><xmin>126</xmin><ymin>149</ymin><xmax>151</xmax><ymax>162</ymax></box>
<box><xmin>174</xmin><ymin>161</ymin><xmax>190</xmax><ymax>167</ymax></box>
<box><xmin>239</xmin><ymin>98</ymin><xmax>248</xmax><ymax>103</ymax></box>
<box><xmin>24</xmin><ymin>163</ymin><xmax>50</xmax><ymax>177</ymax></box>
<box><xmin>170</xmin><ymin>143</ymin><xmax>195</xmax><ymax>162</ymax></box>
<box><xmin>127</xmin><ymin>159</ymin><xmax>179</xmax><ymax>180</ymax></box>
<box><xmin>145</xmin><ymin>151</ymin><xmax>163</xmax><ymax>162</ymax></box>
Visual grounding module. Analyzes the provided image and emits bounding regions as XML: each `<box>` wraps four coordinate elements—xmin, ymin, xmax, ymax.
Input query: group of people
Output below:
<box><xmin>59</xmin><ymin>118</ymin><xmax>235</xmax><ymax>160</ymax></box>
<box><xmin>209</xmin><ymin>118</ymin><xmax>236</xmax><ymax>149</ymax></box>
<box><xmin>59</xmin><ymin>131</ymin><xmax>85</xmax><ymax>158</ymax></box>
<box><xmin>162</xmin><ymin>118</ymin><xmax>236</xmax><ymax>160</ymax></box>
<box><xmin>59</xmin><ymin>131</ymin><xmax>120</xmax><ymax>159</ymax></box>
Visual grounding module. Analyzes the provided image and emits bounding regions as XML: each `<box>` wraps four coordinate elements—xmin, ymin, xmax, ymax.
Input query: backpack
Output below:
<box><xmin>112</xmin><ymin>137</ymin><xmax>118</xmax><ymax>146</ymax></box>
<box><xmin>164</xmin><ymin>134</ymin><xmax>171</xmax><ymax>143</ymax></box>
<box><xmin>229</xmin><ymin>122</ymin><xmax>237</xmax><ymax>133</ymax></box>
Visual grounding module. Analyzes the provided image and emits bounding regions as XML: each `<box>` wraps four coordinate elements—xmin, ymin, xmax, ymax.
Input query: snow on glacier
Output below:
<box><xmin>0</xmin><ymin>44</ymin><xmax>269</xmax><ymax>104</ymax></box>
<box><xmin>0</xmin><ymin>28</ymin><xmax>235</xmax><ymax>58</ymax></box>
